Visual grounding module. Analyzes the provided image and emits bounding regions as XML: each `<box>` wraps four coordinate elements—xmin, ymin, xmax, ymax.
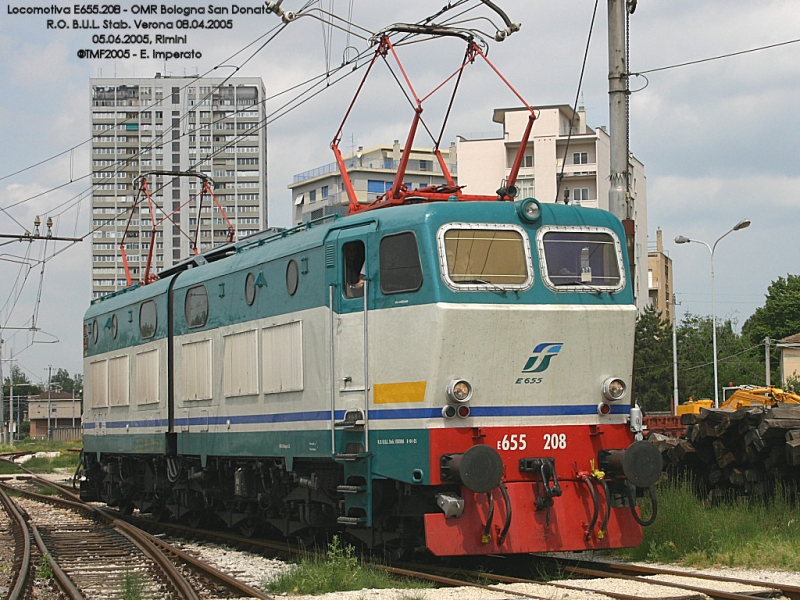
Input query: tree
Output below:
<box><xmin>634</xmin><ymin>305</ymin><xmax>673</xmax><ymax>412</ymax></box>
<box><xmin>2</xmin><ymin>364</ymin><xmax>40</xmax><ymax>397</ymax></box>
<box><xmin>677</xmin><ymin>313</ymin><xmax>763</xmax><ymax>402</ymax></box>
<box><xmin>3</xmin><ymin>364</ymin><xmax>30</xmax><ymax>386</ymax></box>
<box><xmin>49</xmin><ymin>368</ymin><xmax>82</xmax><ymax>394</ymax></box>
<box><xmin>742</xmin><ymin>274</ymin><xmax>800</xmax><ymax>383</ymax></box>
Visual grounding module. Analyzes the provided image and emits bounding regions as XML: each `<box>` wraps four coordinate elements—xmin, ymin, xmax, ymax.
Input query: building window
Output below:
<box><xmin>380</xmin><ymin>232</ymin><xmax>423</xmax><ymax>294</ymax></box>
<box><xmin>523</xmin><ymin>155</ymin><xmax>533</xmax><ymax>168</ymax></box>
<box><xmin>573</xmin><ymin>152</ymin><xmax>588</xmax><ymax>165</ymax></box>
<box><xmin>367</xmin><ymin>180</ymin><xmax>391</xmax><ymax>194</ymax></box>
<box><xmin>321</xmin><ymin>186</ymin><xmax>328</xmax><ymax>199</ymax></box>
<box><xmin>572</xmin><ymin>188</ymin><xmax>589</xmax><ymax>204</ymax></box>
<box><xmin>185</xmin><ymin>285</ymin><xmax>209</xmax><ymax>328</ymax></box>
<box><xmin>518</xmin><ymin>178</ymin><xmax>535</xmax><ymax>199</ymax></box>
<box><xmin>419</xmin><ymin>160</ymin><xmax>432</xmax><ymax>171</ymax></box>
<box><xmin>309</xmin><ymin>189</ymin><xmax>316</xmax><ymax>202</ymax></box>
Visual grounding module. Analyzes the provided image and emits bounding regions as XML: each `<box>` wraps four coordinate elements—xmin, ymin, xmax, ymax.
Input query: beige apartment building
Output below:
<box><xmin>457</xmin><ymin>105</ymin><xmax>649</xmax><ymax>309</ymax></box>
<box><xmin>648</xmin><ymin>229</ymin><xmax>675</xmax><ymax>324</ymax></box>
<box><xmin>778</xmin><ymin>333</ymin><xmax>800</xmax><ymax>386</ymax></box>
<box><xmin>28</xmin><ymin>392</ymin><xmax>82</xmax><ymax>439</ymax></box>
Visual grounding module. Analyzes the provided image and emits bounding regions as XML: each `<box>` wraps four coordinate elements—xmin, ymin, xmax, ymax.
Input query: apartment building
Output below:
<box><xmin>89</xmin><ymin>74</ymin><xmax>267</xmax><ymax>298</ymax></box>
<box><xmin>648</xmin><ymin>229</ymin><xmax>675</xmax><ymax>324</ymax></box>
<box><xmin>457</xmin><ymin>105</ymin><xmax>649</xmax><ymax>309</ymax></box>
<box><xmin>290</xmin><ymin>141</ymin><xmax>457</xmax><ymax>225</ymax></box>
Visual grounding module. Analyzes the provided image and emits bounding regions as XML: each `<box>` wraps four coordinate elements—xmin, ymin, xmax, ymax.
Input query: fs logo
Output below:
<box><xmin>522</xmin><ymin>342</ymin><xmax>563</xmax><ymax>373</ymax></box>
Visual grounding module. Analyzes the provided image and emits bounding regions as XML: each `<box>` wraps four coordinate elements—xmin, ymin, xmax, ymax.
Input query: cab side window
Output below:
<box><xmin>380</xmin><ymin>232</ymin><xmax>422</xmax><ymax>294</ymax></box>
<box><xmin>343</xmin><ymin>241</ymin><xmax>365</xmax><ymax>299</ymax></box>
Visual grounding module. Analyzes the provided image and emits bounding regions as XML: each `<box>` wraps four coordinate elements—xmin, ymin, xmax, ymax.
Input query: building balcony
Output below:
<box><xmin>292</xmin><ymin>158</ymin><xmax>457</xmax><ymax>185</ymax></box>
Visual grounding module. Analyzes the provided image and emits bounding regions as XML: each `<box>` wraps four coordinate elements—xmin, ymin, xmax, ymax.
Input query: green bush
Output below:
<box><xmin>35</xmin><ymin>554</ymin><xmax>53</xmax><ymax>579</ymax></box>
<box><xmin>265</xmin><ymin>536</ymin><xmax>428</xmax><ymax>595</ymax></box>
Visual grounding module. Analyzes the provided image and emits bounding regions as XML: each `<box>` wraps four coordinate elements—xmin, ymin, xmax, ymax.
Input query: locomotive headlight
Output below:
<box><xmin>603</xmin><ymin>377</ymin><xmax>627</xmax><ymax>401</ymax></box>
<box><xmin>446</xmin><ymin>379</ymin><xmax>473</xmax><ymax>403</ymax></box>
<box><xmin>517</xmin><ymin>198</ymin><xmax>541</xmax><ymax>222</ymax></box>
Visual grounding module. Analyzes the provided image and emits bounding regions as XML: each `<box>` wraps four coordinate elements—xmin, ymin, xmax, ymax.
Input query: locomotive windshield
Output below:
<box><xmin>538</xmin><ymin>227</ymin><xmax>623</xmax><ymax>291</ymax></box>
<box><xmin>438</xmin><ymin>224</ymin><xmax>532</xmax><ymax>290</ymax></box>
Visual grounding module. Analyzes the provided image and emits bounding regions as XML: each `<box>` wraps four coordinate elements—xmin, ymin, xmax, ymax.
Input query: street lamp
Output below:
<box><xmin>675</xmin><ymin>219</ymin><xmax>751</xmax><ymax>408</ymax></box>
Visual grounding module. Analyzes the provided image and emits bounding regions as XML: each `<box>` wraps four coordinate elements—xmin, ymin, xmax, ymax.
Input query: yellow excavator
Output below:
<box><xmin>677</xmin><ymin>386</ymin><xmax>800</xmax><ymax>416</ymax></box>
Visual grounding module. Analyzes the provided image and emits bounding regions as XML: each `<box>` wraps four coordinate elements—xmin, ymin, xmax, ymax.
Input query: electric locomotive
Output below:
<box><xmin>81</xmin><ymin>20</ymin><xmax>661</xmax><ymax>556</ymax></box>
<box><xmin>80</xmin><ymin>196</ymin><xmax>661</xmax><ymax>556</ymax></box>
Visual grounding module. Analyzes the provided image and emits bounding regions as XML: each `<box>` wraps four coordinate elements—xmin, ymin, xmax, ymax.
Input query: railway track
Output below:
<box><xmin>0</xmin><ymin>475</ymin><xmax>273</xmax><ymax>599</ymax></box>
<box><xmin>394</xmin><ymin>556</ymin><xmax>793</xmax><ymax>600</ymax></box>
<box><xmin>2</xmin><ymin>455</ymin><xmax>795</xmax><ymax>600</ymax></box>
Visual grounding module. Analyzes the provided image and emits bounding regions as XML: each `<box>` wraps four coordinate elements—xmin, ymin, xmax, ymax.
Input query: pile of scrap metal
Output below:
<box><xmin>648</xmin><ymin>386</ymin><xmax>800</xmax><ymax>496</ymax></box>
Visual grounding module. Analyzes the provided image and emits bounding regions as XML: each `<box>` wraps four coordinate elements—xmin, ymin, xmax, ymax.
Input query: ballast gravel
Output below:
<box><xmin>19</xmin><ymin>474</ymin><xmax>800</xmax><ymax>600</ymax></box>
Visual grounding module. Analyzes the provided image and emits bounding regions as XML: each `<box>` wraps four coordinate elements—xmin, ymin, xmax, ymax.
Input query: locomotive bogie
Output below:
<box><xmin>81</xmin><ymin>200</ymin><xmax>658</xmax><ymax>555</ymax></box>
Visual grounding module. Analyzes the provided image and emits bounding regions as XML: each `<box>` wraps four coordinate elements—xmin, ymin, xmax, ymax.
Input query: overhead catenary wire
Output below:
<box><xmin>0</xmin><ymin>0</ymin><xmax>478</xmax><ymax>218</ymax></box>
<box><xmin>4</xmin><ymin>2</ymin><xmax>466</xmax><ymax>257</ymax></box>
<box><xmin>633</xmin><ymin>36</ymin><xmax>800</xmax><ymax>76</ymax></box>
<box><xmin>0</xmin><ymin>1</ymin><xmax>512</xmax><ymax>361</ymax></box>
<box><xmin>555</xmin><ymin>0</ymin><xmax>600</xmax><ymax>204</ymax></box>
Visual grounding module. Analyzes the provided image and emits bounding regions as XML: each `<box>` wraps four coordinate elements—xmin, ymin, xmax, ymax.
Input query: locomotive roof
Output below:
<box><xmin>86</xmin><ymin>199</ymin><xmax>627</xmax><ymax>319</ymax></box>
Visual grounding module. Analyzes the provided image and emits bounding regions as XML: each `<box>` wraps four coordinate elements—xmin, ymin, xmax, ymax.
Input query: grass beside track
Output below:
<box><xmin>264</xmin><ymin>536</ymin><xmax>431</xmax><ymax>595</ymax></box>
<box><xmin>0</xmin><ymin>439</ymin><xmax>82</xmax><ymax>473</ymax></box>
<box><xmin>617</xmin><ymin>476</ymin><xmax>800</xmax><ymax>569</ymax></box>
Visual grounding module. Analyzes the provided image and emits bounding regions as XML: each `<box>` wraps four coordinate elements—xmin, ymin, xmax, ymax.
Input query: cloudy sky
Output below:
<box><xmin>0</xmin><ymin>0</ymin><xmax>798</xmax><ymax>383</ymax></box>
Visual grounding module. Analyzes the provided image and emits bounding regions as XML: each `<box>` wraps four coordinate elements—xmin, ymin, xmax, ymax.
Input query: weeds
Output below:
<box><xmin>264</xmin><ymin>536</ymin><xmax>429</xmax><ymax>595</ymax></box>
<box><xmin>396</xmin><ymin>593</ymin><xmax>428</xmax><ymax>600</ymax></box>
<box><xmin>24</xmin><ymin>453</ymin><xmax>80</xmax><ymax>473</ymax></box>
<box><xmin>616</xmin><ymin>476</ymin><xmax>800</xmax><ymax>568</ymax></box>
<box><xmin>35</xmin><ymin>554</ymin><xmax>53</xmax><ymax>579</ymax></box>
<box><xmin>0</xmin><ymin>461</ymin><xmax>22</xmax><ymax>475</ymax></box>
<box><xmin>121</xmin><ymin>571</ymin><xmax>148</xmax><ymax>600</ymax></box>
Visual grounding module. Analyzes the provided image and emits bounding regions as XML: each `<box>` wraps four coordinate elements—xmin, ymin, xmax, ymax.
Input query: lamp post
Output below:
<box><xmin>675</xmin><ymin>219</ymin><xmax>751</xmax><ymax>408</ymax></box>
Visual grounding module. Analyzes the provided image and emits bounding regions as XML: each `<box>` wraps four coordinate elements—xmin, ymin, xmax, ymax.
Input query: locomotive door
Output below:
<box><xmin>327</xmin><ymin>225</ymin><xmax>375</xmax><ymax>456</ymax></box>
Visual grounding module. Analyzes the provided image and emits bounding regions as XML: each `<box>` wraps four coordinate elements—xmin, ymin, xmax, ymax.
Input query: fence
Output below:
<box><xmin>49</xmin><ymin>427</ymin><xmax>83</xmax><ymax>442</ymax></box>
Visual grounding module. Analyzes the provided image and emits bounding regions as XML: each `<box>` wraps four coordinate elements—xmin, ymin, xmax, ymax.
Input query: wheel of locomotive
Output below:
<box><xmin>186</xmin><ymin>511</ymin><xmax>205</xmax><ymax>529</ymax></box>
<box><xmin>239</xmin><ymin>517</ymin><xmax>259</xmax><ymax>538</ymax></box>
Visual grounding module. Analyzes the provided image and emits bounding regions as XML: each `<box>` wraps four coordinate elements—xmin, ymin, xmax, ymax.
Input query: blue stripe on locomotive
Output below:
<box><xmin>84</xmin><ymin>199</ymin><xmax>632</xmax><ymax>356</ymax></box>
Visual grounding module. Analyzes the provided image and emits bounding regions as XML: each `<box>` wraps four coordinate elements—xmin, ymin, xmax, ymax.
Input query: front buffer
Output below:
<box><xmin>423</xmin><ymin>424</ymin><xmax>661</xmax><ymax>556</ymax></box>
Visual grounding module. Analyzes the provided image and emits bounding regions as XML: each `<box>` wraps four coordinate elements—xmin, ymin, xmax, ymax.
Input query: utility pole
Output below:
<box><xmin>608</xmin><ymin>0</ymin><xmax>637</xmax><ymax>302</ymax></box>
<box><xmin>9</xmin><ymin>378</ymin><xmax>13</xmax><ymax>446</ymax></box>
<box><xmin>765</xmin><ymin>337</ymin><xmax>771</xmax><ymax>387</ymax></box>
<box><xmin>47</xmin><ymin>365</ymin><xmax>53</xmax><ymax>441</ymax></box>
<box><xmin>672</xmin><ymin>294</ymin><xmax>681</xmax><ymax>416</ymax></box>
<box><xmin>607</xmin><ymin>0</ymin><xmax>629</xmax><ymax>221</ymax></box>
<box><xmin>0</xmin><ymin>333</ymin><xmax>4</xmax><ymax>445</ymax></box>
